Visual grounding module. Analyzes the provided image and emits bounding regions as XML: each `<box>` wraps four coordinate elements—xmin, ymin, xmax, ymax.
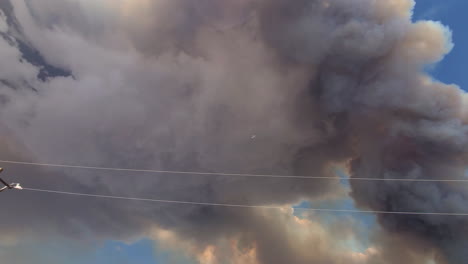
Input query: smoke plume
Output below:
<box><xmin>0</xmin><ymin>0</ymin><xmax>466</xmax><ymax>263</ymax></box>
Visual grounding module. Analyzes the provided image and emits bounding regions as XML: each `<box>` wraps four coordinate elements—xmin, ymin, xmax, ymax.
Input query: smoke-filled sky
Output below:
<box><xmin>0</xmin><ymin>0</ymin><xmax>467</xmax><ymax>263</ymax></box>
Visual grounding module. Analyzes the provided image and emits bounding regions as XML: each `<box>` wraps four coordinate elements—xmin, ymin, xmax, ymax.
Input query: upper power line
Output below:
<box><xmin>1</xmin><ymin>160</ymin><xmax>467</xmax><ymax>182</ymax></box>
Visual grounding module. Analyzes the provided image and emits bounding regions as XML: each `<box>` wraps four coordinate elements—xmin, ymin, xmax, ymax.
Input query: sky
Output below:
<box><xmin>412</xmin><ymin>0</ymin><xmax>468</xmax><ymax>90</ymax></box>
<box><xmin>0</xmin><ymin>0</ymin><xmax>468</xmax><ymax>264</ymax></box>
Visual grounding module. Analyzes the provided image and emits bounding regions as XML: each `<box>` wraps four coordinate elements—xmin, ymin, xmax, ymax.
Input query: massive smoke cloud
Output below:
<box><xmin>0</xmin><ymin>0</ymin><xmax>466</xmax><ymax>263</ymax></box>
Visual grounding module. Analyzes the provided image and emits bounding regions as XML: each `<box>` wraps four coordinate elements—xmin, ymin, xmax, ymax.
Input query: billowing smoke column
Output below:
<box><xmin>255</xmin><ymin>0</ymin><xmax>468</xmax><ymax>262</ymax></box>
<box><xmin>255</xmin><ymin>0</ymin><xmax>468</xmax><ymax>263</ymax></box>
<box><xmin>0</xmin><ymin>0</ymin><xmax>467</xmax><ymax>263</ymax></box>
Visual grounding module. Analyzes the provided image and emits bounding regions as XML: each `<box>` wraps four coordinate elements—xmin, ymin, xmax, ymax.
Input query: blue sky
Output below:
<box><xmin>61</xmin><ymin>2</ymin><xmax>468</xmax><ymax>263</ymax></box>
<box><xmin>86</xmin><ymin>240</ymin><xmax>157</xmax><ymax>264</ymax></box>
<box><xmin>413</xmin><ymin>0</ymin><xmax>468</xmax><ymax>91</ymax></box>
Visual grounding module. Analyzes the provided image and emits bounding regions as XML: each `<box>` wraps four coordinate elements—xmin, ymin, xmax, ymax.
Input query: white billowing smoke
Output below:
<box><xmin>0</xmin><ymin>0</ymin><xmax>467</xmax><ymax>263</ymax></box>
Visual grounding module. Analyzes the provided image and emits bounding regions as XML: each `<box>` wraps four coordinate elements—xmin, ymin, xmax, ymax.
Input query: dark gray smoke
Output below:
<box><xmin>0</xmin><ymin>0</ymin><xmax>466</xmax><ymax>263</ymax></box>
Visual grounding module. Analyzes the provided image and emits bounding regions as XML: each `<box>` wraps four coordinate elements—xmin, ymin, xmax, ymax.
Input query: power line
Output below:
<box><xmin>1</xmin><ymin>159</ymin><xmax>467</xmax><ymax>182</ymax></box>
<box><xmin>23</xmin><ymin>187</ymin><xmax>468</xmax><ymax>216</ymax></box>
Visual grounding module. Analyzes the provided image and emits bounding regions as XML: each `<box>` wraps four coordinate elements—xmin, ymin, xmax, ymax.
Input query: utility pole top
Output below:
<box><xmin>0</xmin><ymin>168</ymin><xmax>22</xmax><ymax>191</ymax></box>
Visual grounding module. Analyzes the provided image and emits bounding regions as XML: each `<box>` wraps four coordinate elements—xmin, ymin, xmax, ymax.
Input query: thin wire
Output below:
<box><xmin>23</xmin><ymin>187</ymin><xmax>468</xmax><ymax>216</ymax></box>
<box><xmin>1</xmin><ymin>159</ymin><xmax>467</xmax><ymax>182</ymax></box>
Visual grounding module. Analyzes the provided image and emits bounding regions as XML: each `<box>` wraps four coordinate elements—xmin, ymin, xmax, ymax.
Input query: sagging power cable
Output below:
<box><xmin>1</xmin><ymin>160</ymin><xmax>467</xmax><ymax>182</ymax></box>
<box><xmin>22</xmin><ymin>187</ymin><xmax>468</xmax><ymax>216</ymax></box>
